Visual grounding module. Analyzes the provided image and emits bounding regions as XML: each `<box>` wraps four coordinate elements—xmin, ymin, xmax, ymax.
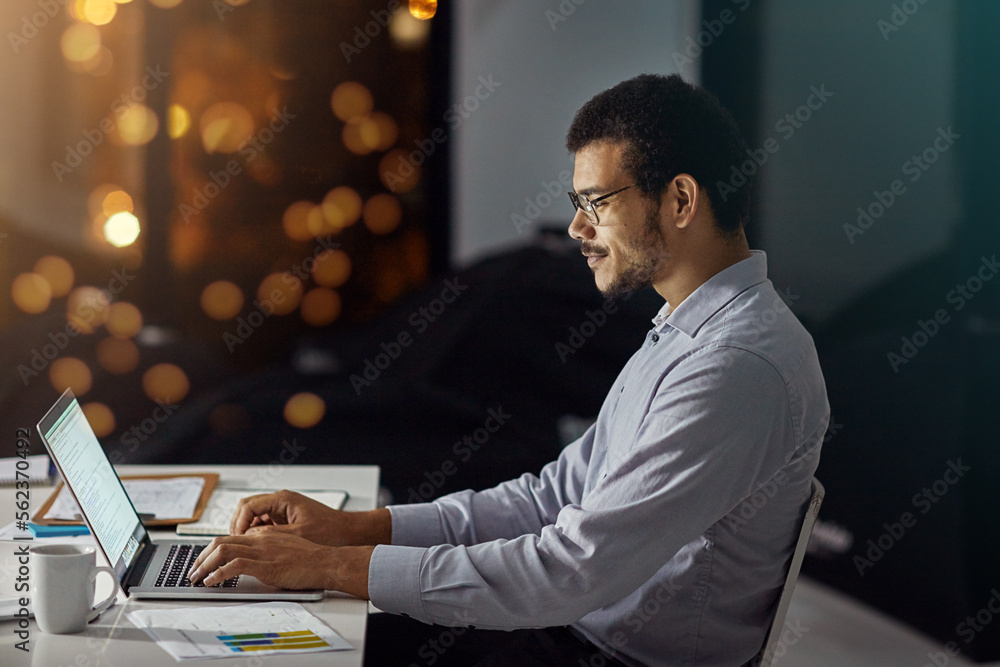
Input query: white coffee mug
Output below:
<box><xmin>29</xmin><ymin>545</ymin><xmax>119</xmax><ymax>634</ymax></box>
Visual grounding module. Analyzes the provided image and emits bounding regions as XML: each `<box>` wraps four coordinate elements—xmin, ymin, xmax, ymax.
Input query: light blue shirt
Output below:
<box><xmin>369</xmin><ymin>251</ymin><xmax>830</xmax><ymax>666</ymax></box>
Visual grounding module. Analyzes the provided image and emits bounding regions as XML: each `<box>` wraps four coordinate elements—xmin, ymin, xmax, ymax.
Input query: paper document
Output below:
<box><xmin>44</xmin><ymin>477</ymin><xmax>206</xmax><ymax>521</ymax></box>
<box><xmin>127</xmin><ymin>601</ymin><xmax>352</xmax><ymax>660</ymax></box>
<box><xmin>177</xmin><ymin>489</ymin><xmax>347</xmax><ymax>536</ymax></box>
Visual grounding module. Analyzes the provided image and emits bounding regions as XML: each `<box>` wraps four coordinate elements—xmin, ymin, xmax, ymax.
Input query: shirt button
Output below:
<box><xmin>651</xmin><ymin>333</ymin><xmax>660</xmax><ymax>342</ymax></box>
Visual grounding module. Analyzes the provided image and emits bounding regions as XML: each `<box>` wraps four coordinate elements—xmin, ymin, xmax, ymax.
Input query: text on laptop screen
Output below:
<box><xmin>43</xmin><ymin>397</ymin><xmax>142</xmax><ymax>575</ymax></box>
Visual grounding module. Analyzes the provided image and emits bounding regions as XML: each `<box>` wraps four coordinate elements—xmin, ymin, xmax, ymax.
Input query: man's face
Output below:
<box><xmin>568</xmin><ymin>141</ymin><xmax>669</xmax><ymax>299</ymax></box>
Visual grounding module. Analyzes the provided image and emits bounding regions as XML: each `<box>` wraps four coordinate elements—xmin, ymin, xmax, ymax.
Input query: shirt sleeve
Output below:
<box><xmin>387</xmin><ymin>422</ymin><xmax>597</xmax><ymax>548</ymax></box>
<box><xmin>369</xmin><ymin>348</ymin><xmax>801</xmax><ymax>629</ymax></box>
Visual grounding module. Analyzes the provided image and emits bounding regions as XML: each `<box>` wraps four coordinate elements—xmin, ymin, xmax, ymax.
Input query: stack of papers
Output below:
<box><xmin>44</xmin><ymin>477</ymin><xmax>206</xmax><ymax>521</ymax></box>
<box><xmin>127</xmin><ymin>602</ymin><xmax>352</xmax><ymax>660</ymax></box>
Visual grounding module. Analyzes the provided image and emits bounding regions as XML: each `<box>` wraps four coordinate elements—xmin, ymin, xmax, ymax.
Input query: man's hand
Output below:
<box><xmin>187</xmin><ymin>531</ymin><xmax>374</xmax><ymax>598</ymax></box>
<box><xmin>230</xmin><ymin>490</ymin><xmax>391</xmax><ymax>547</ymax></box>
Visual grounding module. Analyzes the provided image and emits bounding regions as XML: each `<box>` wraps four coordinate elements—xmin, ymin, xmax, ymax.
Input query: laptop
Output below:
<box><xmin>36</xmin><ymin>388</ymin><xmax>323</xmax><ymax>601</ymax></box>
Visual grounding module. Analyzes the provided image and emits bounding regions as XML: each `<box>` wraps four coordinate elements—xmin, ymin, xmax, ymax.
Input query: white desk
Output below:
<box><xmin>0</xmin><ymin>464</ymin><xmax>379</xmax><ymax>667</ymax></box>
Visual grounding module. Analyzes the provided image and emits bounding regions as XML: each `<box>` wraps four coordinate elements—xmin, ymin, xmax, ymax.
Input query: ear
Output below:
<box><xmin>666</xmin><ymin>174</ymin><xmax>700</xmax><ymax>229</ymax></box>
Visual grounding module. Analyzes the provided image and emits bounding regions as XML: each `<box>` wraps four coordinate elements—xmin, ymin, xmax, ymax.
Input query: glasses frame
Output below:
<box><xmin>567</xmin><ymin>184</ymin><xmax>636</xmax><ymax>226</ymax></box>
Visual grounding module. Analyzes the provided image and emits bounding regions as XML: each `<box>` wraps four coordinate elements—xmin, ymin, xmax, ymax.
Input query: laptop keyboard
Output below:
<box><xmin>155</xmin><ymin>544</ymin><xmax>239</xmax><ymax>588</ymax></box>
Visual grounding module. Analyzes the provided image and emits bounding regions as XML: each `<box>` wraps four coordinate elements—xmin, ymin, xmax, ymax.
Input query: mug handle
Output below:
<box><xmin>86</xmin><ymin>566</ymin><xmax>120</xmax><ymax>622</ymax></box>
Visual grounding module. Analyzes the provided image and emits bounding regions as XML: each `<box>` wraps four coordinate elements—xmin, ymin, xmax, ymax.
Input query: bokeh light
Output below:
<box><xmin>282</xmin><ymin>201</ymin><xmax>319</xmax><ymax>241</ymax></box>
<box><xmin>142</xmin><ymin>363</ymin><xmax>190</xmax><ymax>403</ymax></box>
<box><xmin>66</xmin><ymin>286</ymin><xmax>110</xmax><ymax>333</ymax></box>
<box><xmin>257</xmin><ymin>273</ymin><xmax>302</xmax><ymax>316</ymax></box>
<box><xmin>363</xmin><ymin>193</ymin><xmax>403</xmax><ymax>235</ymax></box>
<box><xmin>60</xmin><ymin>24</ymin><xmax>101</xmax><ymax>63</ymax></box>
<box><xmin>168</xmin><ymin>104</ymin><xmax>191</xmax><ymax>139</ymax></box>
<box><xmin>201</xmin><ymin>281</ymin><xmax>245</xmax><ymax>320</ymax></box>
<box><xmin>409</xmin><ymin>0</ymin><xmax>437</xmax><ymax>19</ymax></box>
<box><xmin>105</xmin><ymin>302</ymin><xmax>143</xmax><ymax>338</ymax></box>
<box><xmin>321</xmin><ymin>186</ymin><xmax>362</xmax><ymax>229</ymax></box>
<box><xmin>342</xmin><ymin>120</ymin><xmax>374</xmax><ymax>156</ymax></box>
<box><xmin>11</xmin><ymin>273</ymin><xmax>52</xmax><ymax>314</ymax></box>
<box><xmin>104</xmin><ymin>211</ymin><xmax>141</xmax><ymax>247</ymax></box>
<box><xmin>88</xmin><ymin>183</ymin><xmax>121</xmax><ymax>219</ymax></box>
<box><xmin>96</xmin><ymin>337</ymin><xmax>140</xmax><ymax>374</ymax></box>
<box><xmin>312</xmin><ymin>249</ymin><xmax>351</xmax><ymax>288</ymax></box>
<box><xmin>330</xmin><ymin>82</ymin><xmax>373</xmax><ymax>123</ymax></box>
<box><xmin>370</xmin><ymin>112</ymin><xmax>399</xmax><ymax>150</ymax></box>
<box><xmin>379</xmin><ymin>149</ymin><xmax>421</xmax><ymax>193</ymax></box>
<box><xmin>81</xmin><ymin>403</ymin><xmax>115</xmax><ymax>438</ymax></box>
<box><xmin>50</xmin><ymin>358</ymin><xmax>93</xmax><ymax>396</ymax></box>
<box><xmin>200</xmin><ymin>101</ymin><xmax>254</xmax><ymax>154</ymax></box>
<box><xmin>102</xmin><ymin>190</ymin><xmax>134</xmax><ymax>216</ymax></box>
<box><xmin>283</xmin><ymin>392</ymin><xmax>325</xmax><ymax>429</ymax></box>
<box><xmin>391</xmin><ymin>6</ymin><xmax>432</xmax><ymax>48</ymax></box>
<box><xmin>33</xmin><ymin>256</ymin><xmax>75</xmax><ymax>298</ymax></box>
<box><xmin>300</xmin><ymin>288</ymin><xmax>341</xmax><ymax>326</ymax></box>
<box><xmin>82</xmin><ymin>0</ymin><xmax>117</xmax><ymax>25</ymax></box>
<box><xmin>82</xmin><ymin>46</ymin><xmax>113</xmax><ymax>76</ymax></box>
<box><xmin>116</xmin><ymin>104</ymin><xmax>159</xmax><ymax>146</ymax></box>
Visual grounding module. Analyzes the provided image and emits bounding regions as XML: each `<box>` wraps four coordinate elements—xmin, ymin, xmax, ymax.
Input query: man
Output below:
<box><xmin>190</xmin><ymin>74</ymin><xmax>829</xmax><ymax>666</ymax></box>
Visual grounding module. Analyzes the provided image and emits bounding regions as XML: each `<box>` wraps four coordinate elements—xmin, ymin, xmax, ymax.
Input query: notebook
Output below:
<box><xmin>36</xmin><ymin>389</ymin><xmax>323</xmax><ymax>601</ymax></box>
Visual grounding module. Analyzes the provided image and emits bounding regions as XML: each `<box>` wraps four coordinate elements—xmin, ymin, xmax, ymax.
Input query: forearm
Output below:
<box><xmin>324</xmin><ymin>545</ymin><xmax>376</xmax><ymax>600</ymax></box>
<box><xmin>345</xmin><ymin>508</ymin><xmax>392</xmax><ymax>546</ymax></box>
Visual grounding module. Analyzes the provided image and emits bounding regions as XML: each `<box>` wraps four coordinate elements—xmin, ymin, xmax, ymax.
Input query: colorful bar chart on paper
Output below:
<box><xmin>218</xmin><ymin>629</ymin><xmax>331</xmax><ymax>652</ymax></box>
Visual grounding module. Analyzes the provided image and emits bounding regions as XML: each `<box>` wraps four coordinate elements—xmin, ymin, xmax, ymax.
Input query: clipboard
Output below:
<box><xmin>32</xmin><ymin>473</ymin><xmax>219</xmax><ymax>527</ymax></box>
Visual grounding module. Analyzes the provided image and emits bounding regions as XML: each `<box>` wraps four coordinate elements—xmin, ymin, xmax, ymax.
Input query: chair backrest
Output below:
<box><xmin>753</xmin><ymin>477</ymin><xmax>825</xmax><ymax>667</ymax></box>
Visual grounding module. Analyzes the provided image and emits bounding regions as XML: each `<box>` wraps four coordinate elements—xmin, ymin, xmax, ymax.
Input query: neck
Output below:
<box><xmin>653</xmin><ymin>230</ymin><xmax>751</xmax><ymax>309</ymax></box>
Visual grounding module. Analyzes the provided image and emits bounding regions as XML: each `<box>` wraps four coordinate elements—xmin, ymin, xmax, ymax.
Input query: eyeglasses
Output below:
<box><xmin>567</xmin><ymin>184</ymin><xmax>636</xmax><ymax>226</ymax></box>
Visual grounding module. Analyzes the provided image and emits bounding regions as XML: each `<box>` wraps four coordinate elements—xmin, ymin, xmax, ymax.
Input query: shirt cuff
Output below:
<box><xmin>387</xmin><ymin>503</ymin><xmax>447</xmax><ymax>547</ymax></box>
<box><xmin>368</xmin><ymin>544</ymin><xmax>428</xmax><ymax>621</ymax></box>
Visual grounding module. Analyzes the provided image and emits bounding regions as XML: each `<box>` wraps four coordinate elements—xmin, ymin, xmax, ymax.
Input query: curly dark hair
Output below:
<box><xmin>566</xmin><ymin>73</ymin><xmax>750</xmax><ymax>234</ymax></box>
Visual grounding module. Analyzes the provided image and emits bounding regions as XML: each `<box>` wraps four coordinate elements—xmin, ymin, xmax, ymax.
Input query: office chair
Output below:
<box><xmin>752</xmin><ymin>477</ymin><xmax>825</xmax><ymax>667</ymax></box>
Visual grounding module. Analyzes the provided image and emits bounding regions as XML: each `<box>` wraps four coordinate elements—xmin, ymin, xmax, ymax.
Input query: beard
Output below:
<box><xmin>585</xmin><ymin>207</ymin><xmax>668</xmax><ymax>300</ymax></box>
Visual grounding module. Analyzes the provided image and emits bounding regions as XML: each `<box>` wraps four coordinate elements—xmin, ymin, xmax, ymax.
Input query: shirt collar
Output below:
<box><xmin>650</xmin><ymin>250</ymin><xmax>769</xmax><ymax>337</ymax></box>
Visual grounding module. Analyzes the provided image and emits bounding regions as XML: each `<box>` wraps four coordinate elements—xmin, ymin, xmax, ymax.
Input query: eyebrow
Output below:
<box><xmin>575</xmin><ymin>186</ymin><xmax>607</xmax><ymax>196</ymax></box>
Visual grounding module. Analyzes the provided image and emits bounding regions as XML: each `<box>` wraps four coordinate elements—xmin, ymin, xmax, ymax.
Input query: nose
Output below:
<box><xmin>567</xmin><ymin>209</ymin><xmax>596</xmax><ymax>241</ymax></box>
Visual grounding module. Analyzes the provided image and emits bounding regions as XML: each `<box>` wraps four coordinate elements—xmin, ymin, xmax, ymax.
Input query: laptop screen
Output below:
<box><xmin>38</xmin><ymin>389</ymin><xmax>146</xmax><ymax>580</ymax></box>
